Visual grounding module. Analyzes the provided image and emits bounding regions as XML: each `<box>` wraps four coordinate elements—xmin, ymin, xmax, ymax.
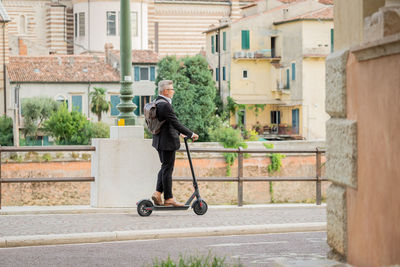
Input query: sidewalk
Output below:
<box><xmin>0</xmin><ymin>204</ymin><xmax>327</xmax><ymax>248</ymax></box>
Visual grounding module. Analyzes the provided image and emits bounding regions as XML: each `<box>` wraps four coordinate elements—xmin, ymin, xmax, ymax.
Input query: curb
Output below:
<box><xmin>0</xmin><ymin>222</ymin><xmax>326</xmax><ymax>248</ymax></box>
<box><xmin>0</xmin><ymin>204</ymin><xmax>326</xmax><ymax>215</ymax></box>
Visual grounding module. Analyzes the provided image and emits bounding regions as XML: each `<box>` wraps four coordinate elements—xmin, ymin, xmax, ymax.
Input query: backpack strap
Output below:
<box><xmin>155</xmin><ymin>98</ymin><xmax>168</xmax><ymax>105</ymax></box>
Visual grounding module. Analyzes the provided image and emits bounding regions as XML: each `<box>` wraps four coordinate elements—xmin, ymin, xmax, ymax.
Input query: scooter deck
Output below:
<box><xmin>153</xmin><ymin>205</ymin><xmax>190</xmax><ymax>211</ymax></box>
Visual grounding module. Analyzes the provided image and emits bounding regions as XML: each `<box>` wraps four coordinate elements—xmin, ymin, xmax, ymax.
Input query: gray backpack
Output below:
<box><xmin>144</xmin><ymin>99</ymin><xmax>167</xmax><ymax>134</ymax></box>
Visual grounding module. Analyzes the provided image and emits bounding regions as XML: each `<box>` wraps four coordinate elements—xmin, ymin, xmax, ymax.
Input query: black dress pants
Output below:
<box><xmin>156</xmin><ymin>150</ymin><xmax>176</xmax><ymax>200</ymax></box>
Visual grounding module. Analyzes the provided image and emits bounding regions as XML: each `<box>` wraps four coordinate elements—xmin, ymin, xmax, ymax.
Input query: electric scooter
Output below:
<box><xmin>136</xmin><ymin>137</ymin><xmax>208</xmax><ymax>216</ymax></box>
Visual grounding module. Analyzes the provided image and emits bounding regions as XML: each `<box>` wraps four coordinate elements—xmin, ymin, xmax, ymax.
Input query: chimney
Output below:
<box><xmin>18</xmin><ymin>37</ymin><xmax>27</xmax><ymax>56</ymax></box>
<box><xmin>104</xmin><ymin>43</ymin><xmax>114</xmax><ymax>64</ymax></box>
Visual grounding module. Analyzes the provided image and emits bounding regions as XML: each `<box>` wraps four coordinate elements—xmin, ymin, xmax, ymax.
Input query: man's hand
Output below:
<box><xmin>192</xmin><ymin>133</ymin><xmax>199</xmax><ymax>141</ymax></box>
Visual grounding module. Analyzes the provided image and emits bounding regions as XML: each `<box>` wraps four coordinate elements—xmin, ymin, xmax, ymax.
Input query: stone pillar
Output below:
<box><xmin>325</xmin><ymin>49</ymin><xmax>358</xmax><ymax>261</ymax></box>
<box><xmin>90</xmin><ymin>126</ymin><xmax>159</xmax><ymax>207</ymax></box>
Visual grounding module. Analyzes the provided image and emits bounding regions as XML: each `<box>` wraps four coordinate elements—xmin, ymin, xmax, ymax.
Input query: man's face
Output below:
<box><xmin>162</xmin><ymin>84</ymin><xmax>175</xmax><ymax>99</ymax></box>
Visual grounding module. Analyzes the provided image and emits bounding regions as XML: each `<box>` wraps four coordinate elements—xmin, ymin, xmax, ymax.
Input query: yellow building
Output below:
<box><xmin>205</xmin><ymin>0</ymin><xmax>333</xmax><ymax>140</ymax></box>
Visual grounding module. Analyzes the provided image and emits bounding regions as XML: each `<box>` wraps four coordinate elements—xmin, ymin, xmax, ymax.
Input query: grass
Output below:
<box><xmin>152</xmin><ymin>252</ymin><xmax>243</xmax><ymax>267</ymax></box>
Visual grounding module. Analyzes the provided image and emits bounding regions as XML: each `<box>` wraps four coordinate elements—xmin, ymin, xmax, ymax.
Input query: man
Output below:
<box><xmin>152</xmin><ymin>80</ymin><xmax>199</xmax><ymax>207</ymax></box>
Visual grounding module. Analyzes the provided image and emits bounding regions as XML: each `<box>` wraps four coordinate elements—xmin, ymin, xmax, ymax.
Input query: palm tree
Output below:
<box><xmin>89</xmin><ymin>87</ymin><xmax>110</xmax><ymax>122</ymax></box>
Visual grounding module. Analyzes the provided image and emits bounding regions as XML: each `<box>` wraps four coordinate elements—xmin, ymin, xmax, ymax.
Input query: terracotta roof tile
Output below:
<box><xmin>8</xmin><ymin>55</ymin><xmax>120</xmax><ymax>83</ymax></box>
<box><xmin>274</xmin><ymin>6</ymin><xmax>333</xmax><ymax>24</ymax></box>
<box><xmin>111</xmin><ymin>50</ymin><xmax>159</xmax><ymax>64</ymax></box>
<box><xmin>318</xmin><ymin>0</ymin><xmax>333</xmax><ymax>5</ymax></box>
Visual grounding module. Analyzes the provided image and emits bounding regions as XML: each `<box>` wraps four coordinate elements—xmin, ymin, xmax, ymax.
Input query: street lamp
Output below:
<box><xmin>117</xmin><ymin>0</ymin><xmax>136</xmax><ymax>125</ymax></box>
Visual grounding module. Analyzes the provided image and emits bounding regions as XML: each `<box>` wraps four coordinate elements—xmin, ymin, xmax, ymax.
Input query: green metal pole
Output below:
<box><xmin>117</xmin><ymin>0</ymin><xmax>136</xmax><ymax>125</ymax></box>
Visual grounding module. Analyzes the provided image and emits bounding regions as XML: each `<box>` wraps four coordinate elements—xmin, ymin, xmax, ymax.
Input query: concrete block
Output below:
<box><xmin>326</xmin><ymin>119</ymin><xmax>357</xmax><ymax>188</ymax></box>
<box><xmin>110</xmin><ymin>126</ymin><xmax>144</xmax><ymax>140</ymax></box>
<box><xmin>364</xmin><ymin>6</ymin><xmax>400</xmax><ymax>43</ymax></box>
<box><xmin>91</xmin><ymin>138</ymin><xmax>159</xmax><ymax>208</ymax></box>
<box><xmin>326</xmin><ymin>184</ymin><xmax>347</xmax><ymax>257</ymax></box>
<box><xmin>326</xmin><ymin>49</ymin><xmax>349</xmax><ymax>118</ymax></box>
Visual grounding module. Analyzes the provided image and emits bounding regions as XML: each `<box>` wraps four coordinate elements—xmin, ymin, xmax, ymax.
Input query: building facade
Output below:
<box><xmin>205</xmin><ymin>0</ymin><xmax>333</xmax><ymax>140</ymax></box>
<box><xmin>72</xmin><ymin>0</ymin><xmax>148</xmax><ymax>54</ymax></box>
<box><xmin>3</xmin><ymin>0</ymin><xmax>74</xmax><ymax>55</ymax></box>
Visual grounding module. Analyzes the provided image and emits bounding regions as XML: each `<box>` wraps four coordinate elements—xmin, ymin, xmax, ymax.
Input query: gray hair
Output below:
<box><xmin>158</xmin><ymin>80</ymin><xmax>173</xmax><ymax>94</ymax></box>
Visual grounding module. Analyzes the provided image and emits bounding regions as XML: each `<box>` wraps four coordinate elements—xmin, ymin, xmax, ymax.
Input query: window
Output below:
<box><xmin>211</xmin><ymin>35</ymin><xmax>215</xmax><ymax>54</ymax></box>
<box><xmin>110</xmin><ymin>95</ymin><xmax>120</xmax><ymax>116</ymax></box>
<box><xmin>19</xmin><ymin>15</ymin><xmax>26</xmax><ymax>34</ymax></box>
<box><xmin>215</xmin><ymin>34</ymin><xmax>219</xmax><ymax>53</ymax></box>
<box><xmin>330</xmin><ymin>28</ymin><xmax>334</xmax><ymax>53</ymax></box>
<box><xmin>56</xmin><ymin>95</ymin><xmax>68</xmax><ymax>107</ymax></box>
<box><xmin>79</xmin><ymin>12</ymin><xmax>85</xmax><ymax>37</ymax></box>
<box><xmin>140</xmin><ymin>67</ymin><xmax>149</xmax><ymax>80</ymax></box>
<box><xmin>271</xmin><ymin>36</ymin><xmax>276</xmax><ymax>57</ymax></box>
<box><xmin>131</xmin><ymin>12</ymin><xmax>138</xmax><ymax>37</ymax></box>
<box><xmin>71</xmin><ymin>95</ymin><xmax>83</xmax><ymax>113</ymax></box>
<box><xmin>134</xmin><ymin>66</ymin><xmax>156</xmax><ymax>81</ymax></box>
<box><xmin>216</xmin><ymin>68</ymin><xmax>219</xmax><ymax>81</ymax></box>
<box><xmin>107</xmin><ymin>11</ymin><xmax>117</xmax><ymax>36</ymax></box>
<box><xmin>140</xmin><ymin>96</ymin><xmax>151</xmax><ymax>115</ymax></box>
<box><xmin>291</xmin><ymin>63</ymin><xmax>296</xmax><ymax>80</ymax></box>
<box><xmin>271</xmin><ymin>111</ymin><xmax>281</xmax><ymax>124</ymax></box>
<box><xmin>223</xmin><ymin>31</ymin><xmax>226</xmax><ymax>51</ymax></box>
<box><xmin>74</xmin><ymin>13</ymin><xmax>77</xmax><ymax>37</ymax></box>
<box><xmin>243</xmin><ymin>70</ymin><xmax>248</xmax><ymax>79</ymax></box>
<box><xmin>241</xmin><ymin>30</ymin><xmax>250</xmax><ymax>50</ymax></box>
<box><xmin>222</xmin><ymin>66</ymin><xmax>226</xmax><ymax>81</ymax></box>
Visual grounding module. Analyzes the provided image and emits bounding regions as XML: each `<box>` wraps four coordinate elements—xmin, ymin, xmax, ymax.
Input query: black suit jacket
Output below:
<box><xmin>152</xmin><ymin>96</ymin><xmax>193</xmax><ymax>151</ymax></box>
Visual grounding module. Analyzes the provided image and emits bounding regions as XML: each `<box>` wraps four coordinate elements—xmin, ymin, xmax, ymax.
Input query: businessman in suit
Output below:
<box><xmin>152</xmin><ymin>80</ymin><xmax>199</xmax><ymax>207</ymax></box>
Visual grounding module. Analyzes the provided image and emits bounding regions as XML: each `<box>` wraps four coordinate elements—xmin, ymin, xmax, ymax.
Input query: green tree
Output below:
<box><xmin>89</xmin><ymin>87</ymin><xmax>110</xmax><ymax>122</ymax></box>
<box><xmin>155</xmin><ymin>55</ymin><xmax>217</xmax><ymax>141</ymax></box>
<box><xmin>21</xmin><ymin>97</ymin><xmax>59</xmax><ymax>140</ymax></box>
<box><xmin>89</xmin><ymin>122</ymin><xmax>110</xmax><ymax>138</ymax></box>
<box><xmin>0</xmin><ymin>115</ymin><xmax>13</xmax><ymax>146</ymax></box>
<box><xmin>43</xmin><ymin>104</ymin><xmax>92</xmax><ymax>145</ymax></box>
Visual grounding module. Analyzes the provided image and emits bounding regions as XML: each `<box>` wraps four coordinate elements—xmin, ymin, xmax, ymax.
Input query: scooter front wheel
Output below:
<box><xmin>193</xmin><ymin>200</ymin><xmax>208</xmax><ymax>215</ymax></box>
<box><xmin>137</xmin><ymin>199</ymin><xmax>154</xmax><ymax>216</ymax></box>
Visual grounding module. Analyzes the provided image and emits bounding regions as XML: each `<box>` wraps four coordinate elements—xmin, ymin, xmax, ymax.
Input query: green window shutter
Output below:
<box><xmin>222</xmin><ymin>66</ymin><xmax>226</xmax><ymax>81</ymax></box>
<box><xmin>211</xmin><ymin>35</ymin><xmax>215</xmax><ymax>53</ymax></box>
<box><xmin>216</xmin><ymin>68</ymin><xmax>219</xmax><ymax>81</ymax></box>
<box><xmin>150</xmin><ymin>66</ymin><xmax>155</xmax><ymax>81</ymax></box>
<box><xmin>286</xmin><ymin>69</ymin><xmax>290</xmax><ymax>89</ymax></box>
<box><xmin>241</xmin><ymin>30</ymin><xmax>249</xmax><ymax>50</ymax></box>
<box><xmin>330</xmin><ymin>28</ymin><xmax>334</xmax><ymax>52</ymax></box>
<box><xmin>110</xmin><ymin>95</ymin><xmax>120</xmax><ymax>116</ymax></box>
<box><xmin>133</xmin><ymin>96</ymin><xmax>140</xmax><ymax>116</ymax></box>
<box><xmin>134</xmin><ymin>66</ymin><xmax>140</xmax><ymax>81</ymax></box>
<box><xmin>223</xmin><ymin>32</ymin><xmax>226</xmax><ymax>51</ymax></box>
<box><xmin>291</xmin><ymin>63</ymin><xmax>296</xmax><ymax>80</ymax></box>
<box><xmin>72</xmin><ymin>95</ymin><xmax>82</xmax><ymax>113</ymax></box>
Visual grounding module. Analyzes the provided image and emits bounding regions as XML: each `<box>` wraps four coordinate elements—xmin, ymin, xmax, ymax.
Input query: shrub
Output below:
<box><xmin>89</xmin><ymin>122</ymin><xmax>110</xmax><ymax>138</ymax></box>
<box><xmin>43</xmin><ymin>104</ymin><xmax>92</xmax><ymax>145</ymax></box>
<box><xmin>0</xmin><ymin>115</ymin><xmax>13</xmax><ymax>146</ymax></box>
<box><xmin>210</xmin><ymin>126</ymin><xmax>247</xmax><ymax>176</ymax></box>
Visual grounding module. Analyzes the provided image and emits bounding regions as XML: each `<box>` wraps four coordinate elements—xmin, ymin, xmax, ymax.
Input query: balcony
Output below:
<box><xmin>233</xmin><ymin>49</ymin><xmax>281</xmax><ymax>61</ymax></box>
<box><xmin>303</xmin><ymin>46</ymin><xmax>330</xmax><ymax>57</ymax></box>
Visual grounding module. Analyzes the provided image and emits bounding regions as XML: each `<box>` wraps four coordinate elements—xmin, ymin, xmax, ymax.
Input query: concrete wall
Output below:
<box><xmin>302</xmin><ymin>58</ymin><xmax>329</xmax><ymax>140</ymax></box>
<box><xmin>73</xmin><ymin>0</ymin><xmax>148</xmax><ymax>54</ymax></box>
<box><xmin>345</xmin><ymin>51</ymin><xmax>400</xmax><ymax>267</ymax></box>
<box><xmin>333</xmin><ymin>0</ymin><xmax>385</xmax><ymax>51</ymax></box>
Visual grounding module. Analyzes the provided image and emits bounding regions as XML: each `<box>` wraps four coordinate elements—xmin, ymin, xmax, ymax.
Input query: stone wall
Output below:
<box><xmin>0</xmin><ymin>150</ymin><xmax>328</xmax><ymax>206</ymax></box>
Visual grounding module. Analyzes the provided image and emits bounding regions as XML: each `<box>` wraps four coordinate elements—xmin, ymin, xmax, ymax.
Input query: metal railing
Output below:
<box><xmin>0</xmin><ymin>145</ymin><xmax>326</xmax><ymax>209</ymax></box>
<box><xmin>0</xmin><ymin>145</ymin><xmax>96</xmax><ymax>209</ymax></box>
<box><xmin>174</xmin><ymin>147</ymin><xmax>326</xmax><ymax>206</ymax></box>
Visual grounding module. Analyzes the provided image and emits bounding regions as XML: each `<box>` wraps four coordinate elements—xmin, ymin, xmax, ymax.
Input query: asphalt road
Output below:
<box><xmin>0</xmin><ymin>231</ymin><xmax>339</xmax><ymax>267</ymax></box>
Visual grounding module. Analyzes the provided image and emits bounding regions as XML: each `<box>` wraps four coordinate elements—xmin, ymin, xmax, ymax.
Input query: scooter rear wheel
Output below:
<box><xmin>137</xmin><ymin>199</ymin><xmax>153</xmax><ymax>216</ymax></box>
<box><xmin>193</xmin><ymin>200</ymin><xmax>208</xmax><ymax>215</ymax></box>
